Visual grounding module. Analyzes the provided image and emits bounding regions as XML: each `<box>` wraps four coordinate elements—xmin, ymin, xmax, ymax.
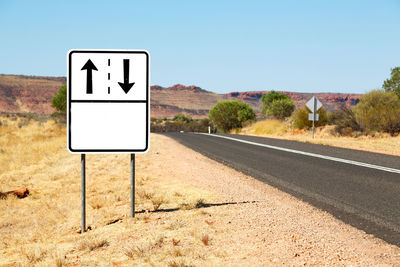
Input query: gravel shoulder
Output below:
<box><xmin>152</xmin><ymin>133</ymin><xmax>400</xmax><ymax>266</ymax></box>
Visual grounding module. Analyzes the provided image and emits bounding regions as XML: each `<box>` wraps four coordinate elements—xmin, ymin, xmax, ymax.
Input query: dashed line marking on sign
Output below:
<box><xmin>108</xmin><ymin>59</ymin><xmax>111</xmax><ymax>94</ymax></box>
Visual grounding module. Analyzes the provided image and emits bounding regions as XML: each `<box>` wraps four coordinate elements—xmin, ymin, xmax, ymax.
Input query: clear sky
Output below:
<box><xmin>1</xmin><ymin>0</ymin><xmax>399</xmax><ymax>94</ymax></box>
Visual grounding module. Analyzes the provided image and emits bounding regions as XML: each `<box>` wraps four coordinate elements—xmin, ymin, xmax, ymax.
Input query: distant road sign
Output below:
<box><xmin>306</xmin><ymin>96</ymin><xmax>322</xmax><ymax>113</ymax></box>
<box><xmin>67</xmin><ymin>50</ymin><xmax>150</xmax><ymax>153</ymax></box>
<box><xmin>308</xmin><ymin>113</ymin><xmax>319</xmax><ymax>121</ymax></box>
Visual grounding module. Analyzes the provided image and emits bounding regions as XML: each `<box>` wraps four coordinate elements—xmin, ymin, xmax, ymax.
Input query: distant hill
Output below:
<box><xmin>0</xmin><ymin>74</ymin><xmax>65</xmax><ymax>114</ymax></box>
<box><xmin>0</xmin><ymin>74</ymin><xmax>361</xmax><ymax>118</ymax></box>
<box><xmin>225</xmin><ymin>91</ymin><xmax>361</xmax><ymax>112</ymax></box>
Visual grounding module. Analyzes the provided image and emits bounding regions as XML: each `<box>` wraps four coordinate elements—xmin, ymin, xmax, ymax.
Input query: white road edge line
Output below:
<box><xmin>199</xmin><ymin>133</ymin><xmax>400</xmax><ymax>174</ymax></box>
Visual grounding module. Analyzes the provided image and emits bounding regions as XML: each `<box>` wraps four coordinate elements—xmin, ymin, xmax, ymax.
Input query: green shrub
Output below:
<box><xmin>354</xmin><ymin>90</ymin><xmax>400</xmax><ymax>135</ymax></box>
<box><xmin>293</xmin><ymin>107</ymin><xmax>328</xmax><ymax>129</ymax></box>
<box><xmin>209</xmin><ymin>101</ymin><xmax>256</xmax><ymax>132</ymax></box>
<box><xmin>267</xmin><ymin>98</ymin><xmax>295</xmax><ymax>120</ymax></box>
<box><xmin>261</xmin><ymin>91</ymin><xmax>289</xmax><ymax>111</ymax></box>
<box><xmin>51</xmin><ymin>85</ymin><xmax>67</xmax><ymax>113</ymax></box>
<box><xmin>150</xmin><ymin>117</ymin><xmax>213</xmax><ymax>133</ymax></box>
<box><xmin>172</xmin><ymin>113</ymin><xmax>193</xmax><ymax>123</ymax></box>
<box><xmin>261</xmin><ymin>91</ymin><xmax>295</xmax><ymax>119</ymax></box>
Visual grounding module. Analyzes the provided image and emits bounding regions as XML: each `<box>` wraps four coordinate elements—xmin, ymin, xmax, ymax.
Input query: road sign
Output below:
<box><xmin>67</xmin><ymin>50</ymin><xmax>150</xmax><ymax>153</ymax></box>
<box><xmin>306</xmin><ymin>96</ymin><xmax>323</xmax><ymax>139</ymax></box>
<box><xmin>306</xmin><ymin>96</ymin><xmax>322</xmax><ymax>113</ymax></box>
<box><xmin>308</xmin><ymin>113</ymin><xmax>319</xmax><ymax>121</ymax></box>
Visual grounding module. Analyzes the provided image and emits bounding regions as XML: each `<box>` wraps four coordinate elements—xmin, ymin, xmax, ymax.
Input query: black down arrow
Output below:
<box><xmin>118</xmin><ymin>59</ymin><xmax>135</xmax><ymax>94</ymax></box>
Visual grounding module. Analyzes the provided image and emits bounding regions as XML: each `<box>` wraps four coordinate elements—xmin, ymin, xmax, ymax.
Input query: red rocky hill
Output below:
<box><xmin>0</xmin><ymin>74</ymin><xmax>361</xmax><ymax>118</ymax></box>
<box><xmin>226</xmin><ymin>91</ymin><xmax>361</xmax><ymax>112</ymax></box>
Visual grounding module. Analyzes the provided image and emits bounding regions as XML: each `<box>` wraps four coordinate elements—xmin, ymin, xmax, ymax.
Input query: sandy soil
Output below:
<box><xmin>148</xmin><ymin>134</ymin><xmax>400</xmax><ymax>266</ymax></box>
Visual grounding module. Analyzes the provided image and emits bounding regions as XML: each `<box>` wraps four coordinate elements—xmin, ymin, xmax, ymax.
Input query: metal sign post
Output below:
<box><xmin>130</xmin><ymin>154</ymin><xmax>135</xmax><ymax>218</ymax></box>
<box><xmin>81</xmin><ymin>154</ymin><xmax>86</xmax><ymax>233</ymax></box>
<box><xmin>312</xmin><ymin>116</ymin><xmax>315</xmax><ymax>139</ymax></box>
<box><xmin>312</xmin><ymin>98</ymin><xmax>316</xmax><ymax>139</ymax></box>
<box><xmin>306</xmin><ymin>96</ymin><xmax>323</xmax><ymax>139</ymax></box>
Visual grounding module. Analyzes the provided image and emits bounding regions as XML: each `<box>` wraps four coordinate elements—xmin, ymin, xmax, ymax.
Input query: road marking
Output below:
<box><xmin>201</xmin><ymin>134</ymin><xmax>400</xmax><ymax>174</ymax></box>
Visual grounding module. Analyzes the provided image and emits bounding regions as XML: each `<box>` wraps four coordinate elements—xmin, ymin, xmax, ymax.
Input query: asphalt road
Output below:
<box><xmin>165</xmin><ymin>132</ymin><xmax>400</xmax><ymax>246</ymax></box>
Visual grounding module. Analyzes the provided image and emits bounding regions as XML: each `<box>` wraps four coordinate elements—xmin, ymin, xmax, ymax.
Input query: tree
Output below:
<box><xmin>293</xmin><ymin>107</ymin><xmax>328</xmax><ymax>129</ymax></box>
<box><xmin>383</xmin><ymin>67</ymin><xmax>400</xmax><ymax>98</ymax></box>
<box><xmin>51</xmin><ymin>85</ymin><xmax>67</xmax><ymax>113</ymax></box>
<box><xmin>354</xmin><ymin>90</ymin><xmax>400</xmax><ymax>134</ymax></box>
<box><xmin>261</xmin><ymin>91</ymin><xmax>295</xmax><ymax>119</ymax></box>
<box><xmin>209</xmin><ymin>101</ymin><xmax>256</xmax><ymax>132</ymax></box>
<box><xmin>261</xmin><ymin>91</ymin><xmax>289</xmax><ymax>112</ymax></box>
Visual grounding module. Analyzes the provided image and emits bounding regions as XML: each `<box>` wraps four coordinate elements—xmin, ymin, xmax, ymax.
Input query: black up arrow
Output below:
<box><xmin>81</xmin><ymin>59</ymin><xmax>98</xmax><ymax>94</ymax></box>
<box><xmin>118</xmin><ymin>59</ymin><xmax>135</xmax><ymax>94</ymax></box>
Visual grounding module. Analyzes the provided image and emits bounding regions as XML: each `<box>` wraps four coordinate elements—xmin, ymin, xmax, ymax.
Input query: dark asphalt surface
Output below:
<box><xmin>165</xmin><ymin>132</ymin><xmax>400</xmax><ymax>246</ymax></box>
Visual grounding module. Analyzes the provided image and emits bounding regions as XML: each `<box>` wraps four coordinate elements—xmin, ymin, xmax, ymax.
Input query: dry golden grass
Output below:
<box><xmin>239</xmin><ymin>120</ymin><xmax>400</xmax><ymax>156</ymax></box>
<box><xmin>0</xmin><ymin>116</ymin><xmax>222</xmax><ymax>266</ymax></box>
<box><xmin>237</xmin><ymin>119</ymin><xmax>288</xmax><ymax>136</ymax></box>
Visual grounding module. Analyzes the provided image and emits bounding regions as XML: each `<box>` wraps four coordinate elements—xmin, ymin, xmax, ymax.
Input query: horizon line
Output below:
<box><xmin>0</xmin><ymin>73</ymin><xmax>368</xmax><ymax>95</ymax></box>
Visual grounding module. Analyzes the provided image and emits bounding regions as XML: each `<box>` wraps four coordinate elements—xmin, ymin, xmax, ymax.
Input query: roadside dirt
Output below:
<box><xmin>149</xmin><ymin>134</ymin><xmax>400</xmax><ymax>266</ymax></box>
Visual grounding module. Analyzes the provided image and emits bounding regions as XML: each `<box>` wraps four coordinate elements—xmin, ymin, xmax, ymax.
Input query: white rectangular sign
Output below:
<box><xmin>67</xmin><ymin>50</ymin><xmax>150</xmax><ymax>153</ymax></box>
<box><xmin>308</xmin><ymin>113</ymin><xmax>319</xmax><ymax>121</ymax></box>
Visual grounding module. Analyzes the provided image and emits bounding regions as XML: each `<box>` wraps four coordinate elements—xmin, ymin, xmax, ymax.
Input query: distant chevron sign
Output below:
<box><xmin>306</xmin><ymin>96</ymin><xmax>322</xmax><ymax>113</ymax></box>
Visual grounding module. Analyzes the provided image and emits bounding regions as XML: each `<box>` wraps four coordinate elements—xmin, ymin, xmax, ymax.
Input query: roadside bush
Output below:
<box><xmin>51</xmin><ymin>85</ymin><xmax>67</xmax><ymax>113</ymax></box>
<box><xmin>172</xmin><ymin>113</ymin><xmax>193</xmax><ymax>123</ymax></box>
<box><xmin>209</xmin><ymin>100</ymin><xmax>256</xmax><ymax>132</ymax></box>
<box><xmin>150</xmin><ymin>117</ymin><xmax>213</xmax><ymax>133</ymax></box>
<box><xmin>354</xmin><ymin>90</ymin><xmax>400</xmax><ymax>135</ymax></box>
<box><xmin>328</xmin><ymin>107</ymin><xmax>360</xmax><ymax>136</ymax></box>
<box><xmin>261</xmin><ymin>91</ymin><xmax>295</xmax><ymax>119</ymax></box>
<box><xmin>267</xmin><ymin>98</ymin><xmax>295</xmax><ymax>120</ymax></box>
<box><xmin>292</xmin><ymin>107</ymin><xmax>328</xmax><ymax>129</ymax></box>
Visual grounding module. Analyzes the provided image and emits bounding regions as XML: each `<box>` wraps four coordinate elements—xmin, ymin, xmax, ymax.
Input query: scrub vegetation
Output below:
<box><xmin>238</xmin><ymin>119</ymin><xmax>400</xmax><ymax>156</ymax></box>
<box><xmin>238</xmin><ymin>67</ymin><xmax>400</xmax><ymax>143</ymax></box>
<box><xmin>150</xmin><ymin>114</ymin><xmax>212</xmax><ymax>133</ymax></box>
<box><xmin>0</xmin><ymin>115</ymin><xmax>227</xmax><ymax>266</ymax></box>
<box><xmin>2</xmin><ymin>114</ymin><xmax>400</xmax><ymax>265</ymax></box>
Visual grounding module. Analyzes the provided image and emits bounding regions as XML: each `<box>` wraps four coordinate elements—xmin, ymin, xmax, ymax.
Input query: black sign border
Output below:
<box><xmin>67</xmin><ymin>50</ymin><xmax>149</xmax><ymax>153</ymax></box>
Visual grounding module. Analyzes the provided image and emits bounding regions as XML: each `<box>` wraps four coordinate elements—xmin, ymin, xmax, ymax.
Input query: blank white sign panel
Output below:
<box><xmin>70</xmin><ymin>103</ymin><xmax>147</xmax><ymax>150</ymax></box>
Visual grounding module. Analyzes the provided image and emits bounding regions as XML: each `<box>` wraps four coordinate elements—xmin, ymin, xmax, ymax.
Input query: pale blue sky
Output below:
<box><xmin>0</xmin><ymin>0</ymin><xmax>399</xmax><ymax>93</ymax></box>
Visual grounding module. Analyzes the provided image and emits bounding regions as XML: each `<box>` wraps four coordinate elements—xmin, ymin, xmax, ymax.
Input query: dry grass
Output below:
<box><xmin>0</xmin><ymin>115</ymin><xmax>220</xmax><ymax>266</ymax></box>
<box><xmin>77</xmin><ymin>236</ymin><xmax>109</xmax><ymax>251</ymax></box>
<box><xmin>151</xmin><ymin>195</ymin><xmax>167</xmax><ymax>210</ymax></box>
<box><xmin>239</xmin><ymin>120</ymin><xmax>400</xmax><ymax>156</ymax></box>
<box><xmin>237</xmin><ymin>119</ymin><xmax>288</xmax><ymax>136</ymax></box>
